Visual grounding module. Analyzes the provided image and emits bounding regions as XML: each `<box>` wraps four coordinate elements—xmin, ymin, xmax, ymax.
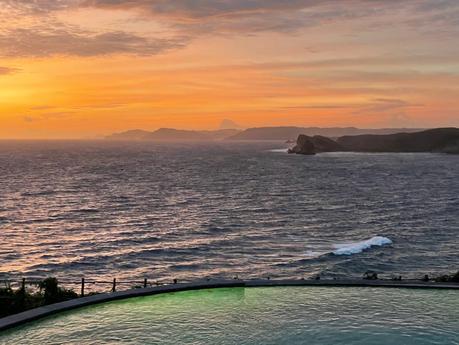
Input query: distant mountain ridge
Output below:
<box><xmin>107</xmin><ymin>126</ymin><xmax>426</xmax><ymax>142</ymax></box>
<box><xmin>219</xmin><ymin>119</ymin><xmax>242</xmax><ymax>130</ymax></box>
<box><xmin>227</xmin><ymin>126</ymin><xmax>426</xmax><ymax>141</ymax></box>
<box><xmin>106</xmin><ymin>128</ymin><xmax>241</xmax><ymax>141</ymax></box>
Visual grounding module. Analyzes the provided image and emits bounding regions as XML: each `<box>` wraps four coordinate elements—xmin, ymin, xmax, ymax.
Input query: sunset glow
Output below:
<box><xmin>1</xmin><ymin>1</ymin><xmax>459</xmax><ymax>138</ymax></box>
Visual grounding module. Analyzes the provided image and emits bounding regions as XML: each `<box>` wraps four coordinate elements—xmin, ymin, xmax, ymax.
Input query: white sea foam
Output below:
<box><xmin>332</xmin><ymin>236</ymin><xmax>392</xmax><ymax>255</ymax></box>
<box><xmin>268</xmin><ymin>148</ymin><xmax>288</xmax><ymax>153</ymax></box>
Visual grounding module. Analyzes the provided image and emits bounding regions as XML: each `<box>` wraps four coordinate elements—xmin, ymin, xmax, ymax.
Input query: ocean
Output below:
<box><xmin>0</xmin><ymin>140</ymin><xmax>458</xmax><ymax>286</ymax></box>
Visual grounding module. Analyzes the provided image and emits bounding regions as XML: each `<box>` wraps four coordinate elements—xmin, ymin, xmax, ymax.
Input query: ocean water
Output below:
<box><xmin>2</xmin><ymin>287</ymin><xmax>458</xmax><ymax>344</ymax></box>
<box><xmin>0</xmin><ymin>140</ymin><xmax>458</xmax><ymax>285</ymax></box>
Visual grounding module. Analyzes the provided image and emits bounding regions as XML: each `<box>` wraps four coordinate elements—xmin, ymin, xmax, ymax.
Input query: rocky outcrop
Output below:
<box><xmin>442</xmin><ymin>142</ymin><xmax>459</xmax><ymax>154</ymax></box>
<box><xmin>289</xmin><ymin>128</ymin><xmax>459</xmax><ymax>155</ymax></box>
<box><xmin>288</xmin><ymin>135</ymin><xmax>316</xmax><ymax>155</ymax></box>
<box><xmin>288</xmin><ymin>135</ymin><xmax>345</xmax><ymax>155</ymax></box>
<box><xmin>310</xmin><ymin>135</ymin><xmax>345</xmax><ymax>152</ymax></box>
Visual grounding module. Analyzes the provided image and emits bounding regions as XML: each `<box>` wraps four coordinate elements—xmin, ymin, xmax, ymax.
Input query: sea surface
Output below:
<box><xmin>0</xmin><ymin>140</ymin><xmax>458</xmax><ymax>287</ymax></box>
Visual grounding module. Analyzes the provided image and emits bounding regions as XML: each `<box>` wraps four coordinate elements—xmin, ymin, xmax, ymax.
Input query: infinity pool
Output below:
<box><xmin>1</xmin><ymin>287</ymin><xmax>458</xmax><ymax>344</ymax></box>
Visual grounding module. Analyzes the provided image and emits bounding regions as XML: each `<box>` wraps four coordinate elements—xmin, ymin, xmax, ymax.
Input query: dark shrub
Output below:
<box><xmin>40</xmin><ymin>277</ymin><xmax>78</xmax><ymax>305</ymax></box>
<box><xmin>434</xmin><ymin>271</ymin><xmax>459</xmax><ymax>283</ymax></box>
<box><xmin>0</xmin><ymin>287</ymin><xmax>42</xmax><ymax>318</ymax></box>
<box><xmin>363</xmin><ymin>271</ymin><xmax>378</xmax><ymax>280</ymax></box>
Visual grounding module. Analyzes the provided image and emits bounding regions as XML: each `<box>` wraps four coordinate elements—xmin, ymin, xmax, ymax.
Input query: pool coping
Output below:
<box><xmin>1</xmin><ymin>279</ymin><xmax>457</xmax><ymax>333</ymax></box>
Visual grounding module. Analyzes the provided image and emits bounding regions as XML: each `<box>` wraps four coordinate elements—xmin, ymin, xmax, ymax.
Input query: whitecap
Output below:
<box><xmin>304</xmin><ymin>250</ymin><xmax>324</xmax><ymax>258</ymax></box>
<box><xmin>332</xmin><ymin>236</ymin><xmax>392</xmax><ymax>255</ymax></box>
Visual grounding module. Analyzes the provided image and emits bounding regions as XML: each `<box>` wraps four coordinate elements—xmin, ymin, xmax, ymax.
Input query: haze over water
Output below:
<box><xmin>0</xmin><ymin>141</ymin><xmax>458</xmax><ymax>284</ymax></box>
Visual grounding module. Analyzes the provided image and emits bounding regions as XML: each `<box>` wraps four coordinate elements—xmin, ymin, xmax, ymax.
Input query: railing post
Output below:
<box><xmin>144</xmin><ymin>278</ymin><xmax>147</xmax><ymax>288</ymax></box>
<box><xmin>21</xmin><ymin>278</ymin><xmax>26</xmax><ymax>293</ymax></box>
<box><xmin>112</xmin><ymin>278</ymin><xmax>116</xmax><ymax>292</ymax></box>
<box><xmin>81</xmin><ymin>278</ymin><xmax>85</xmax><ymax>297</ymax></box>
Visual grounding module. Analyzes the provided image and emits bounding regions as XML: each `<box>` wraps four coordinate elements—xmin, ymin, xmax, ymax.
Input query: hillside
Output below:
<box><xmin>337</xmin><ymin>128</ymin><xmax>459</xmax><ymax>153</ymax></box>
<box><xmin>227</xmin><ymin>127</ymin><xmax>425</xmax><ymax>141</ymax></box>
<box><xmin>106</xmin><ymin>129</ymin><xmax>153</xmax><ymax>141</ymax></box>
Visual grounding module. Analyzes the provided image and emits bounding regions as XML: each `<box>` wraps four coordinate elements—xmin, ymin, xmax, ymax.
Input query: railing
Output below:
<box><xmin>0</xmin><ymin>277</ymin><xmax>179</xmax><ymax>297</ymax></box>
<box><xmin>1</xmin><ymin>272</ymin><xmax>456</xmax><ymax>297</ymax></box>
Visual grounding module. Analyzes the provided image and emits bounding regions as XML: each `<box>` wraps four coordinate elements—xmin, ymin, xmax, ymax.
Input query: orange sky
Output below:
<box><xmin>0</xmin><ymin>1</ymin><xmax>458</xmax><ymax>138</ymax></box>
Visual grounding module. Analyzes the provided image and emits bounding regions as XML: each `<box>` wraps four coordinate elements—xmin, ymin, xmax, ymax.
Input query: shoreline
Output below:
<box><xmin>1</xmin><ymin>278</ymin><xmax>458</xmax><ymax>333</ymax></box>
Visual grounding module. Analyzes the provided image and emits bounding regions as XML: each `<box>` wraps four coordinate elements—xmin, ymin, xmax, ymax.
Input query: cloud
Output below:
<box><xmin>4</xmin><ymin>1</ymin><xmax>459</xmax><ymax>32</ymax></box>
<box><xmin>0</xmin><ymin>0</ymin><xmax>76</xmax><ymax>14</ymax></box>
<box><xmin>282</xmin><ymin>104</ymin><xmax>358</xmax><ymax>110</ymax></box>
<box><xmin>0</xmin><ymin>26</ymin><xmax>188</xmax><ymax>57</ymax></box>
<box><xmin>81</xmin><ymin>0</ymin><xmax>315</xmax><ymax>19</ymax></box>
<box><xmin>281</xmin><ymin>99</ymin><xmax>424</xmax><ymax>112</ymax></box>
<box><xmin>363</xmin><ymin>99</ymin><xmax>419</xmax><ymax>125</ymax></box>
<box><xmin>0</xmin><ymin>0</ymin><xmax>189</xmax><ymax>58</ymax></box>
<box><xmin>23</xmin><ymin>111</ymin><xmax>75</xmax><ymax>123</ymax></box>
<box><xmin>83</xmin><ymin>0</ymin><xmax>456</xmax><ymax>20</ymax></box>
<box><xmin>353</xmin><ymin>98</ymin><xmax>423</xmax><ymax>116</ymax></box>
<box><xmin>2</xmin><ymin>0</ymin><xmax>459</xmax><ymax>57</ymax></box>
<box><xmin>23</xmin><ymin>115</ymin><xmax>39</xmax><ymax>123</ymax></box>
<box><xmin>0</xmin><ymin>66</ymin><xmax>18</xmax><ymax>75</ymax></box>
<box><xmin>30</xmin><ymin>106</ymin><xmax>55</xmax><ymax>111</ymax></box>
<box><xmin>80</xmin><ymin>0</ymin><xmax>372</xmax><ymax>34</ymax></box>
<box><xmin>80</xmin><ymin>0</ymin><xmax>459</xmax><ymax>35</ymax></box>
<box><xmin>69</xmin><ymin>102</ymin><xmax>128</xmax><ymax>109</ymax></box>
<box><xmin>280</xmin><ymin>99</ymin><xmax>424</xmax><ymax>127</ymax></box>
<box><xmin>0</xmin><ymin>0</ymin><xmax>341</xmax><ymax>36</ymax></box>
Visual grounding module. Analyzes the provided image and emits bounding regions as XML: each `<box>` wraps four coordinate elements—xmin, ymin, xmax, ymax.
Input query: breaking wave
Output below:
<box><xmin>332</xmin><ymin>236</ymin><xmax>392</xmax><ymax>256</ymax></box>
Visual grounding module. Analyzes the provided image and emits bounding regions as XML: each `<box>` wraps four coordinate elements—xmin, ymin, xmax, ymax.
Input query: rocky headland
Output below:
<box><xmin>288</xmin><ymin>128</ymin><xmax>459</xmax><ymax>155</ymax></box>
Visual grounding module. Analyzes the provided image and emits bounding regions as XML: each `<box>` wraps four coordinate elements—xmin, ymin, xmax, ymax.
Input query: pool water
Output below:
<box><xmin>1</xmin><ymin>287</ymin><xmax>458</xmax><ymax>344</ymax></box>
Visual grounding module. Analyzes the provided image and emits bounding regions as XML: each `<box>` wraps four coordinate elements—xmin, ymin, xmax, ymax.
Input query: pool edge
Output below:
<box><xmin>1</xmin><ymin>279</ymin><xmax>457</xmax><ymax>333</ymax></box>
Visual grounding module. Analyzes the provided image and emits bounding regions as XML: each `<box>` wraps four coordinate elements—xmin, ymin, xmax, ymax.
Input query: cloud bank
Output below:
<box><xmin>0</xmin><ymin>26</ymin><xmax>188</xmax><ymax>57</ymax></box>
<box><xmin>0</xmin><ymin>66</ymin><xmax>18</xmax><ymax>75</ymax></box>
<box><xmin>1</xmin><ymin>0</ymin><xmax>459</xmax><ymax>57</ymax></box>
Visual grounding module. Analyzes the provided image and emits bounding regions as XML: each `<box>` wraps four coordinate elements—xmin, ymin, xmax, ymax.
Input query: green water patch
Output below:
<box><xmin>1</xmin><ymin>287</ymin><xmax>458</xmax><ymax>344</ymax></box>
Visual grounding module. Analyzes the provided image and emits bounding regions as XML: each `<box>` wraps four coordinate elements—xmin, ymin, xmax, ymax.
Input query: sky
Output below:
<box><xmin>0</xmin><ymin>0</ymin><xmax>459</xmax><ymax>139</ymax></box>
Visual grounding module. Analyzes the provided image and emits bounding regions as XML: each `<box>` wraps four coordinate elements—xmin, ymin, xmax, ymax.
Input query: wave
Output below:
<box><xmin>70</xmin><ymin>208</ymin><xmax>100</xmax><ymax>213</ymax></box>
<box><xmin>21</xmin><ymin>190</ymin><xmax>57</xmax><ymax>197</ymax></box>
<box><xmin>332</xmin><ymin>236</ymin><xmax>392</xmax><ymax>256</ymax></box>
<box><xmin>277</xmin><ymin>236</ymin><xmax>393</xmax><ymax>268</ymax></box>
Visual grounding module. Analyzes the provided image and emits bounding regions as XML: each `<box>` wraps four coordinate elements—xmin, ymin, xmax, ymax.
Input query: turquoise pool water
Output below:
<box><xmin>1</xmin><ymin>287</ymin><xmax>458</xmax><ymax>344</ymax></box>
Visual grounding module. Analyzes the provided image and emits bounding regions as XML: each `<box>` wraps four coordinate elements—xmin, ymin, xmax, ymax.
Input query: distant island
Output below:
<box><xmin>288</xmin><ymin>128</ymin><xmax>459</xmax><ymax>155</ymax></box>
<box><xmin>107</xmin><ymin>126</ymin><xmax>426</xmax><ymax>142</ymax></box>
<box><xmin>106</xmin><ymin>128</ymin><xmax>241</xmax><ymax>141</ymax></box>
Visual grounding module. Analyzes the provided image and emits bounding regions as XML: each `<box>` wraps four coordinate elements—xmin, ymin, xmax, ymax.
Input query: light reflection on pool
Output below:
<box><xmin>1</xmin><ymin>287</ymin><xmax>458</xmax><ymax>344</ymax></box>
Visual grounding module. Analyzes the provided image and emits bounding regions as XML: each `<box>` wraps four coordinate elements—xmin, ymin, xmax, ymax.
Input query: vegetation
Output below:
<box><xmin>363</xmin><ymin>271</ymin><xmax>378</xmax><ymax>280</ymax></box>
<box><xmin>0</xmin><ymin>278</ymin><xmax>77</xmax><ymax>318</ymax></box>
<box><xmin>434</xmin><ymin>271</ymin><xmax>459</xmax><ymax>283</ymax></box>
